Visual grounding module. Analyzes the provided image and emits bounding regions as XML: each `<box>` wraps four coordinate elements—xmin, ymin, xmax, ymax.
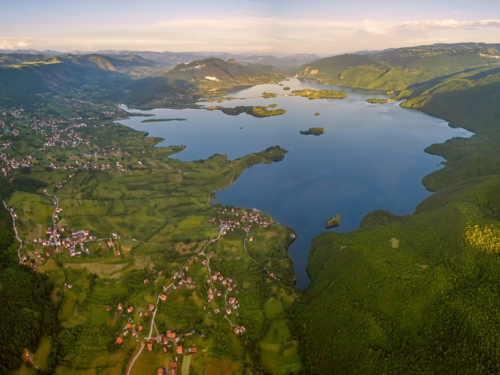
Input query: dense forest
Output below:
<box><xmin>0</xmin><ymin>177</ymin><xmax>58</xmax><ymax>375</ymax></box>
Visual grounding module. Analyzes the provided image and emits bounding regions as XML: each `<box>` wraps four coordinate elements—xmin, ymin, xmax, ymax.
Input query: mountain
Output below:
<box><xmin>0</xmin><ymin>54</ymin><xmax>135</xmax><ymax>101</ymax></box>
<box><xmin>121</xmin><ymin>58</ymin><xmax>285</xmax><ymax>108</ymax></box>
<box><xmin>162</xmin><ymin>57</ymin><xmax>283</xmax><ymax>83</ymax></box>
<box><xmin>298</xmin><ymin>43</ymin><xmax>500</xmax><ymax>90</ymax></box>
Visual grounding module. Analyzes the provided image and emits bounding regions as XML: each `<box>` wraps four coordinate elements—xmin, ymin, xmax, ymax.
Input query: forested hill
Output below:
<box><xmin>294</xmin><ymin>55</ymin><xmax>500</xmax><ymax>373</ymax></box>
<box><xmin>163</xmin><ymin>57</ymin><xmax>284</xmax><ymax>83</ymax></box>
<box><xmin>122</xmin><ymin>58</ymin><xmax>285</xmax><ymax>108</ymax></box>
<box><xmin>298</xmin><ymin>43</ymin><xmax>500</xmax><ymax>90</ymax></box>
<box><xmin>0</xmin><ymin>177</ymin><xmax>58</xmax><ymax>375</ymax></box>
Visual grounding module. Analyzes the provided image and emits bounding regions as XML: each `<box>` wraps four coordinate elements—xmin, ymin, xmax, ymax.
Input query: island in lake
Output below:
<box><xmin>300</xmin><ymin>127</ymin><xmax>325</xmax><ymax>136</ymax></box>
<box><xmin>141</xmin><ymin>118</ymin><xmax>187</xmax><ymax>123</ymax></box>
<box><xmin>291</xmin><ymin>89</ymin><xmax>348</xmax><ymax>99</ymax></box>
<box><xmin>325</xmin><ymin>213</ymin><xmax>341</xmax><ymax>228</ymax></box>
<box><xmin>205</xmin><ymin>104</ymin><xmax>286</xmax><ymax>118</ymax></box>
<box><xmin>262</xmin><ymin>92</ymin><xmax>277</xmax><ymax>98</ymax></box>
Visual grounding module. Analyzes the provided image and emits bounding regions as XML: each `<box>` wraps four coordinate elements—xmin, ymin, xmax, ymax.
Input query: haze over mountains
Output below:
<box><xmin>0</xmin><ymin>48</ymin><xmax>321</xmax><ymax>70</ymax></box>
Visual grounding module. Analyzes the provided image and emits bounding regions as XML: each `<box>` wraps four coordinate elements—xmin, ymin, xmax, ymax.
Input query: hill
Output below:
<box><xmin>121</xmin><ymin>58</ymin><xmax>285</xmax><ymax>108</ymax></box>
<box><xmin>163</xmin><ymin>57</ymin><xmax>284</xmax><ymax>85</ymax></box>
<box><xmin>294</xmin><ymin>54</ymin><xmax>500</xmax><ymax>374</ymax></box>
<box><xmin>298</xmin><ymin>43</ymin><xmax>500</xmax><ymax>90</ymax></box>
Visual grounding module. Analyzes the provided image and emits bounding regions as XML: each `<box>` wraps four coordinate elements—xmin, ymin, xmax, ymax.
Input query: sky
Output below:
<box><xmin>1</xmin><ymin>0</ymin><xmax>500</xmax><ymax>55</ymax></box>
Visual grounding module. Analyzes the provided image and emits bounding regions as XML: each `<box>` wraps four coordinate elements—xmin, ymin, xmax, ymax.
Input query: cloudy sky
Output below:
<box><xmin>2</xmin><ymin>0</ymin><xmax>500</xmax><ymax>55</ymax></box>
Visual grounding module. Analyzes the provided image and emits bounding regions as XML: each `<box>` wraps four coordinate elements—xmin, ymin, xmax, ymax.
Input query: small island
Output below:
<box><xmin>205</xmin><ymin>105</ymin><xmax>286</xmax><ymax>118</ymax></box>
<box><xmin>262</xmin><ymin>92</ymin><xmax>277</xmax><ymax>98</ymax></box>
<box><xmin>291</xmin><ymin>89</ymin><xmax>348</xmax><ymax>99</ymax></box>
<box><xmin>283</xmin><ymin>87</ymin><xmax>291</xmax><ymax>90</ymax></box>
<box><xmin>366</xmin><ymin>98</ymin><xmax>395</xmax><ymax>104</ymax></box>
<box><xmin>325</xmin><ymin>213</ymin><xmax>341</xmax><ymax>228</ymax></box>
<box><xmin>141</xmin><ymin>118</ymin><xmax>187</xmax><ymax>123</ymax></box>
<box><xmin>300</xmin><ymin>127</ymin><xmax>325</xmax><ymax>136</ymax></box>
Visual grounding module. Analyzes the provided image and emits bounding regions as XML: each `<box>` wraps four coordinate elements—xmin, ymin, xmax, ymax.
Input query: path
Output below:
<box><xmin>52</xmin><ymin>194</ymin><xmax>60</xmax><ymax>252</ymax></box>
<box><xmin>126</xmin><ymin>227</ymin><xmax>225</xmax><ymax>374</ymax></box>
<box><xmin>3</xmin><ymin>200</ymin><xmax>23</xmax><ymax>260</ymax></box>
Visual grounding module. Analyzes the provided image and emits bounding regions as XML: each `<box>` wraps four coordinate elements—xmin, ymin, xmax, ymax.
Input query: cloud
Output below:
<box><xmin>0</xmin><ymin>39</ymin><xmax>29</xmax><ymax>50</ymax></box>
<box><xmin>8</xmin><ymin>17</ymin><xmax>500</xmax><ymax>54</ymax></box>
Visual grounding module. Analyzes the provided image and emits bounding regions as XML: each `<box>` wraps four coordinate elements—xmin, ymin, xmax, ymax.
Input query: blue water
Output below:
<box><xmin>119</xmin><ymin>78</ymin><xmax>472</xmax><ymax>289</ymax></box>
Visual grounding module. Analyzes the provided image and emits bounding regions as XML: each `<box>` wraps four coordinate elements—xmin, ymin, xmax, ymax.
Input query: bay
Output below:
<box><xmin>119</xmin><ymin>78</ymin><xmax>472</xmax><ymax>289</ymax></box>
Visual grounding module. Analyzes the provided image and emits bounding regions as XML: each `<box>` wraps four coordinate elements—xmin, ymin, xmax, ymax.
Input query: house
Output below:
<box><xmin>147</xmin><ymin>343</ymin><xmax>153</xmax><ymax>351</ymax></box>
<box><xmin>163</xmin><ymin>346</ymin><xmax>168</xmax><ymax>353</ymax></box>
<box><xmin>148</xmin><ymin>304</ymin><xmax>155</xmax><ymax>311</ymax></box>
<box><xmin>159</xmin><ymin>294</ymin><xmax>167</xmax><ymax>301</ymax></box>
<box><xmin>127</xmin><ymin>306</ymin><xmax>134</xmax><ymax>314</ymax></box>
<box><xmin>157</xmin><ymin>368</ymin><xmax>164</xmax><ymax>375</ymax></box>
<box><xmin>187</xmin><ymin>347</ymin><xmax>198</xmax><ymax>354</ymax></box>
<box><xmin>176</xmin><ymin>346</ymin><xmax>183</xmax><ymax>354</ymax></box>
<box><xmin>117</xmin><ymin>303</ymin><xmax>123</xmax><ymax>311</ymax></box>
<box><xmin>170</xmin><ymin>362</ymin><xmax>177</xmax><ymax>368</ymax></box>
<box><xmin>226</xmin><ymin>308</ymin><xmax>231</xmax><ymax>314</ymax></box>
<box><xmin>116</xmin><ymin>337</ymin><xmax>123</xmax><ymax>345</ymax></box>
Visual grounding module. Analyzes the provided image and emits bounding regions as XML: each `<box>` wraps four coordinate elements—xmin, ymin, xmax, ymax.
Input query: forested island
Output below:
<box><xmin>291</xmin><ymin>89</ymin><xmax>348</xmax><ymax>99</ymax></box>
<box><xmin>299</xmin><ymin>127</ymin><xmax>325</xmax><ymax>136</ymax></box>
<box><xmin>205</xmin><ymin>104</ymin><xmax>286</xmax><ymax>117</ymax></box>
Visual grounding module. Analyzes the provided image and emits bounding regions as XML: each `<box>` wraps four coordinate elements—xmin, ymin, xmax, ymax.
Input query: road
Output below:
<box><xmin>3</xmin><ymin>200</ymin><xmax>23</xmax><ymax>260</ymax></box>
<box><xmin>52</xmin><ymin>194</ymin><xmax>60</xmax><ymax>252</ymax></box>
<box><xmin>126</xmin><ymin>227</ymin><xmax>225</xmax><ymax>374</ymax></box>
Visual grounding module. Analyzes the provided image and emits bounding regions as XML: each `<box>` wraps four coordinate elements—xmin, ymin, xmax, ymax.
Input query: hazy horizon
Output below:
<box><xmin>2</xmin><ymin>0</ymin><xmax>500</xmax><ymax>55</ymax></box>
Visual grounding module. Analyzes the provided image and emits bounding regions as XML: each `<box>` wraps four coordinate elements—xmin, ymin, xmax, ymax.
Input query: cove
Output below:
<box><xmin>119</xmin><ymin>78</ymin><xmax>472</xmax><ymax>289</ymax></box>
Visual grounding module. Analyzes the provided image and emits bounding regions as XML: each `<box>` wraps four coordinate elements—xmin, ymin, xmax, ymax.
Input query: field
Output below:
<box><xmin>1</xmin><ymin>96</ymin><xmax>300</xmax><ymax>374</ymax></box>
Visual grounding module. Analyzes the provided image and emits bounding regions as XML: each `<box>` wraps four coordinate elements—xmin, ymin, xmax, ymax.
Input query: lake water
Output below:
<box><xmin>119</xmin><ymin>78</ymin><xmax>472</xmax><ymax>289</ymax></box>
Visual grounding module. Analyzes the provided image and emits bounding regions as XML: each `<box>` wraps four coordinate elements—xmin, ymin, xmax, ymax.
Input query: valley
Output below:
<box><xmin>2</xmin><ymin>42</ymin><xmax>500</xmax><ymax>375</ymax></box>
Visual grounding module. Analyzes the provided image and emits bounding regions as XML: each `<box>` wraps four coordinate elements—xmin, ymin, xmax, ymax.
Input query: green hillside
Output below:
<box><xmin>164</xmin><ymin>57</ymin><xmax>284</xmax><ymax>85</ymax></box>
<box><xmin>295</xmin><ymin>56</ymin><xmax>500</xmax><ymax>374</ymax></box>
<box><xmin>298</xmin><ymin>43</ymin><xmax>500</xmax><ymax>90</ymax></box>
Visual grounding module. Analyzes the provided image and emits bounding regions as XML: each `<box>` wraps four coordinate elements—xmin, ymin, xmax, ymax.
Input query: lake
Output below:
<box><xmin>119</xmin><ymin>78</ymin><xmax>472</xmax><ymax>289</ymax></box>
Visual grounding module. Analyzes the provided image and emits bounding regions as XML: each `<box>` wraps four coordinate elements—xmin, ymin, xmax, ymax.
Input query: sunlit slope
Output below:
<box><xmin>298</xmin><ymin>43</ymin><xmax>500</xmax><ymax>90</ymax></box>
<box><xmin>295</xmin><ymin>65</ymin><xmax>500</xmax><ymax>374</ymax></box>
<box><xmin>163</xmin><ymin>57</ymin><xmax>284</xmax><ymax>83</ymax></box>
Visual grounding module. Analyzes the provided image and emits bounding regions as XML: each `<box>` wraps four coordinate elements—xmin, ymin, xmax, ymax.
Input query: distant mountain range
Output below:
<box><xmin>0</xmin><ymin>49</ymin><xmax>321</xmax><ymax>71</ymax></box>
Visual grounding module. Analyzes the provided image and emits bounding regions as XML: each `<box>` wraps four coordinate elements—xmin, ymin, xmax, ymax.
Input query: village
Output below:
<box><xmin>0</xmin><ymin>100</ymin><xmax>298</xmax><ymax>375</ymax></box>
